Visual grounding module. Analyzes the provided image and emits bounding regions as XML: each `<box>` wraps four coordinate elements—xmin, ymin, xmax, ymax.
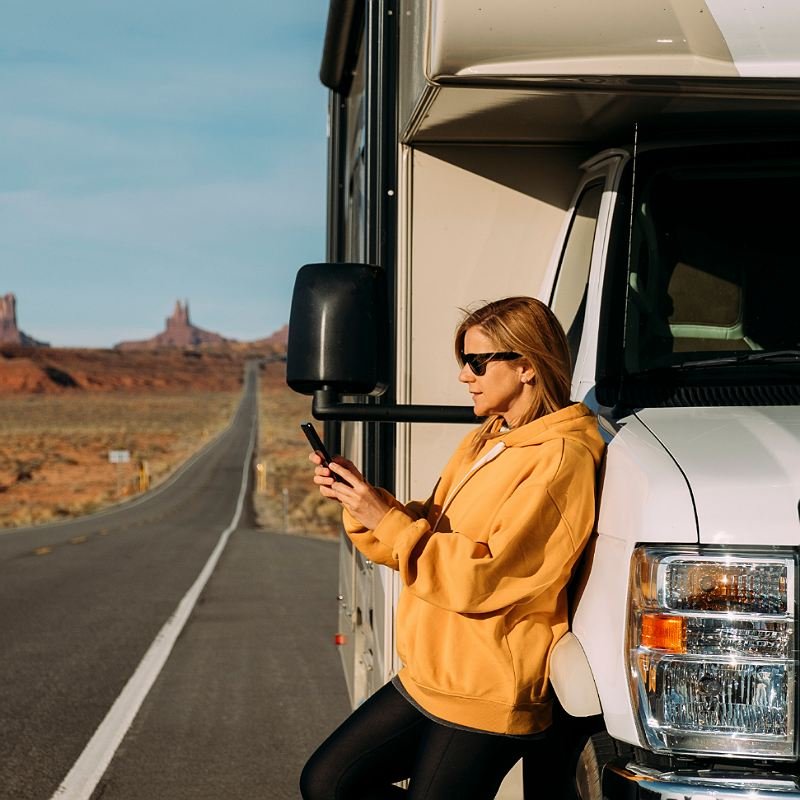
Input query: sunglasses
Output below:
<box><xmin>459</xmin><ymin>351</ymin><xmax>521</xmax><ymax>376</ymax></box>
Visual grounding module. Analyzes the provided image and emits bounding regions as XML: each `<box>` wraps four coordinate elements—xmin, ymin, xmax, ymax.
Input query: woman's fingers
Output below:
<box><xmin>309</xmin><ymin>452</ymin><xmax>364</xmax><ymax>485</ymax></box>
<box><xmin>311</xmin><ymin>458</ymin><xmax>337</xmax><ymax>485</ymax></box>
<box><xmin>327</xmin><ymin>465</ymin><xmax>390</xmax><ymax>521</ymax></box>
<box><xmin>309</xmin><ymin>451</ymin><xmax>342</xmax><ymax>501</ymax></box>
<box><xmin>331</xmin><ymin>456</ymin><xmax>364</xmax><ymax>482</ymax></box>
<box><xmin>309</xmin><ymin>454</ymin><xmax>383</xmax><ymax>522</ymax></box>
<box><xmin>328</xmin><ymin>461</ymin><xmax>361</xmax><ymax>486</ymax></box>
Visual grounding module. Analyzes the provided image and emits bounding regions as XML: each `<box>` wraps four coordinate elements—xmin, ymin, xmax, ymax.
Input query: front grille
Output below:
<box><xmin>620</xmin><ymin>382</ymin><xmax>800</xmax><ymax>408</ymax></box>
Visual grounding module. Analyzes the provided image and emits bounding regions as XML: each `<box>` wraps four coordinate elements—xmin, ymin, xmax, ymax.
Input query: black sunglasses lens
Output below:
<box><xmin>461</xmin><ymin>353</ymin><xmax>488</xmax><ymax>375</ymax></box>
<box><xmin>472</xmin><ymin>356</ymin><xmax>488</xmax><ymax>376</ymax></box>
<box><xmin>460</xmin><ymin>352</ymin><xmax>521</xmax><ymax>375</ymax></box>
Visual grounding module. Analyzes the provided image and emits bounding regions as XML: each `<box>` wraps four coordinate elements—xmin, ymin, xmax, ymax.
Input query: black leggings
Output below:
<box><xmin>300</xmin><ymin>682</ymin><xmax>556</xmax><ymax>800</ymax></box>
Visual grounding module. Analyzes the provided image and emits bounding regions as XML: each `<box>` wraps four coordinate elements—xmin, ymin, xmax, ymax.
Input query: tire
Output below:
<box><xmin>574</xmin><ymin>732</ymin><xmax>631</xmax><ymax>800</ymax></box>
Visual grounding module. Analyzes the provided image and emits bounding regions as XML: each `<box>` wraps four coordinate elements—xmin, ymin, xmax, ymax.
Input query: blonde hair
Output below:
<box><xmin>455</xmin><ymin>297</ymin><xmax>572</xmax><ymax>454</ymax></box>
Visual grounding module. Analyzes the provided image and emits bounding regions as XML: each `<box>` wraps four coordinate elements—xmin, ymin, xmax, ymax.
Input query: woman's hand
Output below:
<box><xmin>309</xmin><ymin>453</ymin><xmax>392</xmax><ymax>530</ymax></box>
<box><xmin>309</xmin><ymin>452</ymin><xmax>363</xmax><ymax>498</ymax></box>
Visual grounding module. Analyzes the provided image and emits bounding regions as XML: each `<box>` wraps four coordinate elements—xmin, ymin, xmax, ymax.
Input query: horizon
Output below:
<box><xmin>1</xmin><ymin>290</ymin><xmax>289</xmax><ymax>350</ymax></box>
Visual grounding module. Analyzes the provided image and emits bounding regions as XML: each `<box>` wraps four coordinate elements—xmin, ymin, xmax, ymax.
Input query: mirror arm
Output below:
<box><xmin>312</xmin><ymin>388</ymin><xmax>478</xmax><ymax>424</ymax></box>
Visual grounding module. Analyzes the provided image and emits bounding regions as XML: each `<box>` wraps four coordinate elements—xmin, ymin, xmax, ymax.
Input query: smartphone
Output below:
<box><xmin>301</xmin><ymin>422</ymin><xmax>348</xmax><ymax>484</ymax></box>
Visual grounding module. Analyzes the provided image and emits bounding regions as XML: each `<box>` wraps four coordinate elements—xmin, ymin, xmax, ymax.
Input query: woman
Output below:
<box><xmin>300</xmin><ymin>296</ymin><xmax>605</xmax><ymax>800</ymax></box>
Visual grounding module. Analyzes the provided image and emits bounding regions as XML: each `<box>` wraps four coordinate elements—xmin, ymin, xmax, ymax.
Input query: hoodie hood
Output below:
<box><xmin>498</xmin><ymin>402</ymin><xmax>605</xmax><ymax>466</ymax></box>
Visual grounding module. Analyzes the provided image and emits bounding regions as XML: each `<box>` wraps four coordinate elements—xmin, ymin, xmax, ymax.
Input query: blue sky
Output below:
<box><xmin>1</xmin><ymin>1</ymin><xmax>329</xmax><ymax>347</ymax></box>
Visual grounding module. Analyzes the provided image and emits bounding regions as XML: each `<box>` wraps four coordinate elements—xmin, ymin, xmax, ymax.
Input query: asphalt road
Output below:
<box><xmin>0</xmin><ymin>364</ymin><xmax>350</xmax><ymax>799</ymax></box>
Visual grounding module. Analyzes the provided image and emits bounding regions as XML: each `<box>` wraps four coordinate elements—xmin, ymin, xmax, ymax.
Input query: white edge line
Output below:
<box><xmin>49</xmin><ymin>412</ymin><xmax>257</xmax><ymax>800</ymax></box>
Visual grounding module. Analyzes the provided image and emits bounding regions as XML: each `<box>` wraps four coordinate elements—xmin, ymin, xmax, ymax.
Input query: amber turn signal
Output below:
<box><xmin>640</xmin><ymin>614</ymin><xmax>686</xmax><ymax>653</ymax></box>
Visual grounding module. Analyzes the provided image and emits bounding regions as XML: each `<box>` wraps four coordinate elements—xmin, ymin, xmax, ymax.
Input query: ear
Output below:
<box><xmin>518</xmin><ymin>362</ymin><xmax>535</xmax><ymax>384</ymax></box>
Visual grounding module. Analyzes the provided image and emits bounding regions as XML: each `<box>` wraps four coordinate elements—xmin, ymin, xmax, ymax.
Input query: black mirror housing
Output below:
<box><xmin>287</xmin><ymin>263</ymin><xmax>389</xmax><ymax>396</ymax></box>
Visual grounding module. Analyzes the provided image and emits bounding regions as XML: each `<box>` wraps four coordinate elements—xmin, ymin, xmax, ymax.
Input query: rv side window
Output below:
<box><xmin>346</xmin><ymin>95</ymin><xmax>367</xmax><ymax>262</ymax></box>
<box><xmin>550</xmin><ymin>182</ymin><xmax>603</xmax><ymax>369</ymax></box>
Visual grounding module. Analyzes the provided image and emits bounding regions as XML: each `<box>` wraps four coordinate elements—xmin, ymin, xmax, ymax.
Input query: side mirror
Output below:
<box><xmin>287</xmin><ymin>263</ymin><xmax>389</xmax><ymax>396</ymax></box>
<box><xmin>286</xmin><ymin>262</ymin><xmax>476</xmax><ymax>424</ymax></box>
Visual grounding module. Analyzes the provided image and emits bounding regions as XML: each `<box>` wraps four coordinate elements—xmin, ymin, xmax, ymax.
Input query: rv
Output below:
<box><xmin>288</xmin><ymin>2</ymin><xmax>800</xmax><ymax>797</ymax></box>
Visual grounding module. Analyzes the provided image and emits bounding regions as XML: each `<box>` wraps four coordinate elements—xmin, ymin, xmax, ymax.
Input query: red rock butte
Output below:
<box><xmin>0</xmin><ymin>293</ymin><xmax>49</xmax><ymax>347</ymax></box>
<box><xmin>115</xmin><ymin>300</ymin><xmax>231</xmax><ymax>350</ymax></box>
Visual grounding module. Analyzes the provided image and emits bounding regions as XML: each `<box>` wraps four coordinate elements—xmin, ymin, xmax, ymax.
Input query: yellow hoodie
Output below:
<box><xmin>342</xmin><ymin>402</ymin><xmax>605</xmax><ymax>736</ymax></box>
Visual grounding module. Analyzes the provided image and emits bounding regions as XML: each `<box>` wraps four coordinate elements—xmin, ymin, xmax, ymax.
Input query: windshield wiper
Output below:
<box><xmin>671</xmin><ymin>349</ymin><xmax>800</xmax><ymax>369</ymax></box>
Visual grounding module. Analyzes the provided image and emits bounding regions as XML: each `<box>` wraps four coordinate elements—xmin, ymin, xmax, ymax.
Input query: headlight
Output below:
<box><xmin>629</xmin><ymin>547</ymin><xmax>797</xmax><ymax>759</ymax></box>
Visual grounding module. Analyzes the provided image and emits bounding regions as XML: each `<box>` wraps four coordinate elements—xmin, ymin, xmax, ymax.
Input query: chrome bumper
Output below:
<box><xmin>603</xmin><ymin>763</ymin><xmax>800</xmax><ymax>799</ymax></box>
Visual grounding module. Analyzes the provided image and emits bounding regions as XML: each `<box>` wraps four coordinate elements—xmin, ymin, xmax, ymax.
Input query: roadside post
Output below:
<box><xmin>255</xmin><ymin>461</ymin><xmax>267</xmax><ymax>493</ymax></box>
<box><xmin>138</xmin><ymin>459</ymin><xmax>150</xmax><ymax>492</ymax></box>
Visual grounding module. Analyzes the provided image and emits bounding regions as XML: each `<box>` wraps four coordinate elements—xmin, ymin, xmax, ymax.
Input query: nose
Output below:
<box><xmin>459</xmin><ymin>363</ymin><xmax>474</xmax><ymax>383</ymax></box>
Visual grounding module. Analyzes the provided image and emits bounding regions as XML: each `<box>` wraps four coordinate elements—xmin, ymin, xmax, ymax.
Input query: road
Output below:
<box><xmin>0</xmin><ymin>364</ymin><xmax>350</xmax><ymax>799</ymax></box>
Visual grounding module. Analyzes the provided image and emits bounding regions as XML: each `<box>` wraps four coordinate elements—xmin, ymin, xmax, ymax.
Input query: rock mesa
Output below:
<box><xmin>115</xmin><ymin>300</ymin><xmax>232</xmax><ymax>350</ymax></box>
<box><xmin>0</xmin><ymin>294</ymin><xmax>49</xmax><ymax>347</ymax></box>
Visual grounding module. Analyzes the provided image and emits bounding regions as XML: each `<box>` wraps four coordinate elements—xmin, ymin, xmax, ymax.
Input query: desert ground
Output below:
<box><xmin>0</xmin><ymin>392</ymin><xmax>237</xmax><ymax>528</ymax></box>
<box><xmin>0</xmin><ymin>346</ymin><xmax>336</xmax><ymax>536</ymax></box>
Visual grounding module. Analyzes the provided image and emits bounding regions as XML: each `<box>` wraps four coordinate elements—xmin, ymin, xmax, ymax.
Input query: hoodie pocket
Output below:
<box><xmin>400</xmin><ymin>595</ymin><xmax>516</xmax><ymax>703</ymax></box>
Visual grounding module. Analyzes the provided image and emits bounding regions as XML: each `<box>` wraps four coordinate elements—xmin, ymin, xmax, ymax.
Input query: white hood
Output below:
<box><xmin>635</xmin><ymin>407</ymin><xmax>800</xmax><ymax>546</ymax></box>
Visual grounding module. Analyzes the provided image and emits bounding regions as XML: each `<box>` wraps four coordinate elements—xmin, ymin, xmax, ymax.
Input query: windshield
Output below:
<box><xmin>622</xmin><ymin>152</ymin><xmax>800</xmax><ymax>376</ymax></box>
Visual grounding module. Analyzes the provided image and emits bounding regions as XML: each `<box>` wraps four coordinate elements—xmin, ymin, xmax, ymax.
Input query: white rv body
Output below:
<box><xmin>308</xmin><ymin>2</ymin><xmax>800</xmax><ymax>797</ymax></box>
